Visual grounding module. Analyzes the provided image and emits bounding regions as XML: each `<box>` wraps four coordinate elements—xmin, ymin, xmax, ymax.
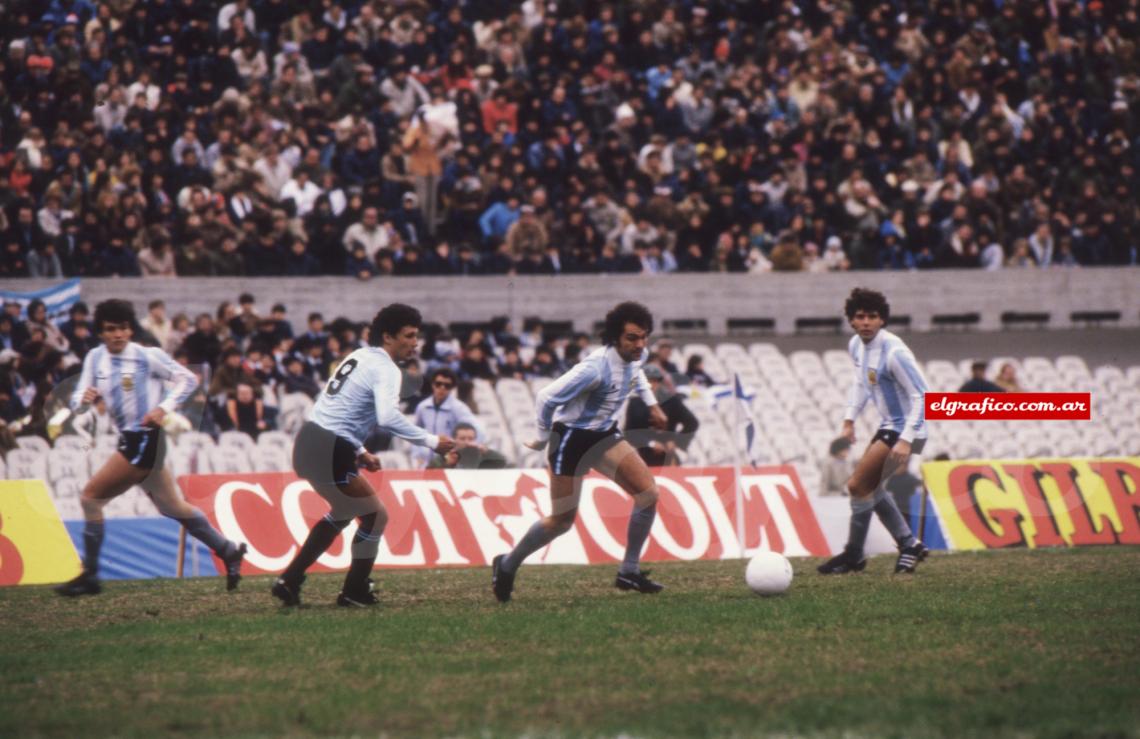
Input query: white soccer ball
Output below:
<box><xmin>745</xmin><ymin>551</ymin><xmax>793</xmax><ymax>596</ymax></box>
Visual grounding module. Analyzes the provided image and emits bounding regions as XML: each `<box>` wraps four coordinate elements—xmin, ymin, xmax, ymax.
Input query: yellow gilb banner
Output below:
<box><xmin>922</xmin><ymin>458</ymin><xmax>1140</xmax><ymax>550</ymax></box>
<box><xmin>0</xmin><ymin>480</ymin><xmax>82</xmax><ymax>585</ymax></box>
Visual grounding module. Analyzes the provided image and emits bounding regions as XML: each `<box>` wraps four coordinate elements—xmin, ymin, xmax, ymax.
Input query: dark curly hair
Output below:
<box><xmin>93</xmin><ymin>299</ymin><xmax>137</xmax><ymax>332</ymax></box>
<box><xmin>844</xmin><ymin>288</ymin><xmax>890</xmax><ymax>323</ymax></box>
<box><xmin>369</xmin><ymin>303</ymin><xmax>423</xmax><ymax>346</ymax></box>
<box><xmin>600</xmin><ymin>301</ymin><xmax>654</xmax><ymax>345</ymax></box>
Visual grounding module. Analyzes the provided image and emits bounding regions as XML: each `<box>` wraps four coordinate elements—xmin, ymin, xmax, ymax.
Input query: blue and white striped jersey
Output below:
<box><xmin>535</xmin><ymin>346</ymin><xmax>657</xmax><ymax>441</ymax></box>
<box><xmin>310</xmin><ymin>346</ymin><xmax>439</xmax><ymax>451</ymax></box>
<box><xmin>70</xmin><ymin>342</ymin><xmax>199</xmax><ymax>431</ymax></box>
<box><xmin>844</xmin><ymin>329</ymin><xmax>929</xmax><ymax>442</ymax></box>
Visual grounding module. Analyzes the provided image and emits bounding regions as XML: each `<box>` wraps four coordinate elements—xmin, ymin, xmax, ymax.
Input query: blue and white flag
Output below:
<box><xmin>733</xmin><ymin>373</ymin><xmax>761</xmax><ymax>465</ymax></box>
<box><xmin>712</xmin><ymin>375</ymin><xmax>762</xmax><ymax>465</ymax></box>
<box><xmin>0</xmin><ymin>278</ymin><xmax>81</xmax><ymax>325</ymax></box>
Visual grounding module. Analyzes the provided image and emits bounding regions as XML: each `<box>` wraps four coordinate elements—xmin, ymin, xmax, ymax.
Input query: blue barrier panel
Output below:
<box><xmin>64</xmin><ymin>518</ymin><xmax>220</xmax><ymax>580</ymax></box>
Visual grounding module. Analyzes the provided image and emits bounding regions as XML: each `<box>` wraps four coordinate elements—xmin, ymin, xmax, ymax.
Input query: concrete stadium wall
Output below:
<box><xmin>5</xmin><ymin>268</ymin><xmax>1138</xmax><ymax>335</ymax></box>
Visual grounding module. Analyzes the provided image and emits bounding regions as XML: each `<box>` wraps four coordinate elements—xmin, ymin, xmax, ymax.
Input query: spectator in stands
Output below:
<box><xmin>0</xmin><ymin>315</ymin><xmax>21</xmax><ymax>355</ymax></box>
<box><xmin>459</xmin><ymin>342</ymin><xmax>496</xmax><ymax>382</ymax></box>
<box><xmin>527</xmin><ymin>345</ymin><xmax>561</xmax><ymax>378</ymax></box>
<box><xmin>25</xmin><ymin>300</ymin><xmax>69</xmax><ymax>354</ymax></box>
<box><xmin>281</xmin><ymin>355</ymin><xmax>320</xmax><ymax>398</ymax></box>
<box><xmin>342</xmin><ymin>207</ymin><xmax>392</xmax><ymax>263</ymax></box>
<box><xmin>0</xmin><ymin>0</ymin><xmax>1134</xmax><ymax>284</ymax></box>
<box><xmin>65</xmin><ymin>320</ymin><xmax>100</xmax><ymax>360</ymax></box>
<box><xmin>625</xmin><ymin>364</ymin><xmax>699</xmax><ymax>467</ymax></box>
<box><xmin>182</xmin><ymin>314</ymin><xmax>222</xmax><ymax>368</ymax></box>
<box><xmin>497</xmin><ymin>347</ymin><xmax>526</xmax><ymax>380</ymax></box>
<box><xmin>411</xmin><ymin>367</ymin><xmax>483</xmax><ymax>468</ymax></box>
<box><xmin>958</xmin><ymin>361</ymin><xmax>1006</xmax><ymax>393</ymax></box>
<box><xmin>995</xmin><ymin>363</ymin><xmax>1024</xmax><ymax>393</ymax></box>
<box><xmin>820</xmin><ymin>437</ymin><xmax>855</xmax><ymax>496</ymax></box>
<box><xmin>138</xmin><ymin>234</ymin><xmax>177</xmax><ymax>277</ymax></box>
<box><xmin>432</xmin><ymin>421</ymin><xmax>508</xmax><ymax>470</ymax></box>
<box><xmin>166</xmin><ymin>314</ymin><xmax>191</xmax><ymax>355</ymax></box>
<box><xmin>0</xmin><ymin>305</ymin><xmax>29</xmax><ymax>353</ymax></box>
<box><xmin>685</xmin><ymin>355</ymin><xmax>716</xmax><ymax>387</ymax></box>
<box><xmin>654</xmin><ymin>339</ymin><xmax>680</xmax><ymax>375</ymax></box>
<box><xmin>59</xmin><ymin>303</ymin><xmax>92</xmax><ymax>346</ymax></box>
<box><xmin>226</xmin><ymin>382</ymin><xmax>269</xmax><ymax>439</ymax></box>
<box><xmin>229</xmin><ymin>293</ymin><xmax>260</xmax><ymax>345</ymax></box>
<box><xmin>209</xmin><ymin>347</ymin><xmax>259</xmax><ymax>400</ymax></box>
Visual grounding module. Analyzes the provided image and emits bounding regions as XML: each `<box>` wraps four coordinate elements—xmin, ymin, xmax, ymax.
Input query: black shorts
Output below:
<box><xmin>872</xmin><ymin>428</ymin><xmax>926</xmax><ymax>455</ymax></box>
<box><xmin>547</xmin><ymin>422</ymin><xmax>623</xmax><ymax>477</ymax></box>
<box><xmin>117</xmin><ymin>428</ymin><xmax>166</xmax><ymax>470</ymax></box>
<box><xmin>293</xmin><ymin>421</ymin><xmax>359</xmax><ymax>487</ymax></box>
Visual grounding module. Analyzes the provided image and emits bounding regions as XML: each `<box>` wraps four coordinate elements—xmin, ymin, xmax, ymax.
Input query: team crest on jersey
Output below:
<box><xmin>121</xmin><ymin>374</ymin><xmax>135</xmax><ymax>391</ymax></box>
<box><xmin>867</xmin><ymin>369</ymin><xmax>877</xmax><ymax>385</ymax></box>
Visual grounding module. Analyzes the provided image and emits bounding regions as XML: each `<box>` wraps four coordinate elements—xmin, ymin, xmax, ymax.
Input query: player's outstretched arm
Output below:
<box><xmin>374</xmin><ymin>363</ymin><xmax>443</xmax><ymax>449</ymax></box>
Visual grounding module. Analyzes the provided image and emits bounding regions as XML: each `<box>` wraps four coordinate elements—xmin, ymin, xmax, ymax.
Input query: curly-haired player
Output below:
<box><xmin>492</xmin><ymin>301</ymin><xmax>668</xmax><ymax>601</ymax></box>
<box><xmin>818</xmin><ymin>288</ymin><xmax>931</xmax><ymax>575</ymax></box>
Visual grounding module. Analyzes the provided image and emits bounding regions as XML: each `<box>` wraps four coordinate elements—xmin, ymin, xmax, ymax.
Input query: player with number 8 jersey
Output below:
<box><xmin>274</xmin><ymin>304</ymin><xmax>455</xmax><ymax>608</ymax></box>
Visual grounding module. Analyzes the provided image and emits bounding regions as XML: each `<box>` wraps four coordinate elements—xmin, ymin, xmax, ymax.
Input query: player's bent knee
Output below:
<box><xmin>373</xmin><ymin>504</ymin><xmax>389</xmax><ymax>532</ymax></box>
<box><xmin>633</xmin><ymin>487</ymin><xmax>658</xmax><ymax>509</ymax></box>
<box><xmin>545</xmin><ymin>513</ymin><xmax>577</xmax><ymax>536</ymax></box>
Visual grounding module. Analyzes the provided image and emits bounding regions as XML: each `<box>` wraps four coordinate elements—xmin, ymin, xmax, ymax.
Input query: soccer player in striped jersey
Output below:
<box><xmin>818</xmin><ymin>288</ymin><xmax>931</xmax><ymax>575</ymax></box>
<box><xmin>56</xmin><ymin>299</ymin><xmax>247</xmax><ymax>597</ymax></box>
<box><xmin>492</xmin><ymin>302</ymin><xmax>668</xmax><ymax>602</ymax></box>
<box><xmin>273</xmin><ymin>303</ymin><xmax>455</xmax><ymax>607</ymax></box>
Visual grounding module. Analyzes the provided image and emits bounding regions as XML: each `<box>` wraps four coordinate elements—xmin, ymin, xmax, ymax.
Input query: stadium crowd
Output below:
<box><xmin>1</xmin><ymin>0</ymin><xmax>1138</xmax><ymax>278</ymax></box>
<box><xmin>0</xmin><ymin>293</ymin><xmax>710</xmax><ymax>450</ymax></box>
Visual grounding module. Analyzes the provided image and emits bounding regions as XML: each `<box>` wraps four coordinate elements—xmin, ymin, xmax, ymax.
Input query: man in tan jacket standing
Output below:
<box><xmin>402</xmin><ymin>111</ymin><xmax>443</xmax><ymax>236</ymax></box>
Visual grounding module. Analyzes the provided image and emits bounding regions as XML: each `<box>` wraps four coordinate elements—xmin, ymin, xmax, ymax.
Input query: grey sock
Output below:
<box><xmin>873</xmin><ymin>488</ymin><xmax>916</xmax><ymax>548</ymax></box>
<box><xmin>502</xmin><ymin>520</ymin><xmax>560</xmax><ymax>573</ymax></box>
<box><xmin>620</xmin><ymin>503</ymin><xmax>657</xmax><ymax>575</ymax></box>
<box><xmin>177</xmin><ymin>511</ymin><xmax>231</xmax><ymax>557</ymax></box>
<box><xmin>82</xmin><ymin>520</ymin><xmax>105</xmax><ymax>575</ymax></box>
<box><xmin>847</xmin><ymin>496</ymin><xmax>875</xmax><ymax>559</ymax></box>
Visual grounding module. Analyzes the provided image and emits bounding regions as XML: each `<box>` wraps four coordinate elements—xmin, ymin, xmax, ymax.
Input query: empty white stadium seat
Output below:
<box><xmin>47</xmin><ymin>448</ymin><xmax>89</xmax><ymax>482</ymax></box>
<box><xmin>256</xmin><ymin>430</ymin><xmax>292</xmax><ymax>451</ymax></box>
<box><xmin>53</xmin><ymin>434</ymin><xmax>92</xmax><ymax>451</ymax></box>
<box><xmin>250</xmin><ymin>447</ymin><xmax>289</xmax><ymax>472</ymax></box>
<box><xmin>15</xmin><ymin>436</ymin><xmax>50</xmax><ymax>455</ymax></box>
<box><xmin>50</xmin><ymin>477</ymin><xmax>84</xmax><ymax>519</ymax></box>
<box><xmin>218</xmin><ymin>431</ymin><xmax>256</xmax><ymax>452</ymax></box>
<box><xmin>5</xmin><ymin>449</ymin><xmax>47</xmax><ymax>480</ymax></box>
<box><xmin>175</xmin><ymin>431</ymin><xmax>216</xmax><ymax>451</ymax></box>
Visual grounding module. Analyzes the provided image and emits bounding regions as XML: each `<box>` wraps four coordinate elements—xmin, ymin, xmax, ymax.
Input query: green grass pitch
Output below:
<box><xmin>3</xmin><ymin>548</ymin><xmax>1139</xmax><ymax>738</ymax></box>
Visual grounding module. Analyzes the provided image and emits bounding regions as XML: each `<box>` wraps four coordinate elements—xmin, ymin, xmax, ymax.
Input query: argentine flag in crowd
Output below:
<box><xmin>0</xmin><ymin>279</ymin><xmax>81</xmax><ymax>324</ymax></box>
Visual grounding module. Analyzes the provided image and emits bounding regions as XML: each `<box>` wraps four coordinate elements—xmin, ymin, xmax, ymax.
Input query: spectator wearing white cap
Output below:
<box><xmin>218</xmin><ymin>0</ymin><xmax>256</xmax><ymax>36</ymax></box>
<box><xmin>822</xmin><ymin>236</ymin><xmax>850</xmax><ymax>271</ymax></box>
<box><xmin>273</xmin><ymin>41</ymin><xmax>315</xmax><ymax>86</ymax></box>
